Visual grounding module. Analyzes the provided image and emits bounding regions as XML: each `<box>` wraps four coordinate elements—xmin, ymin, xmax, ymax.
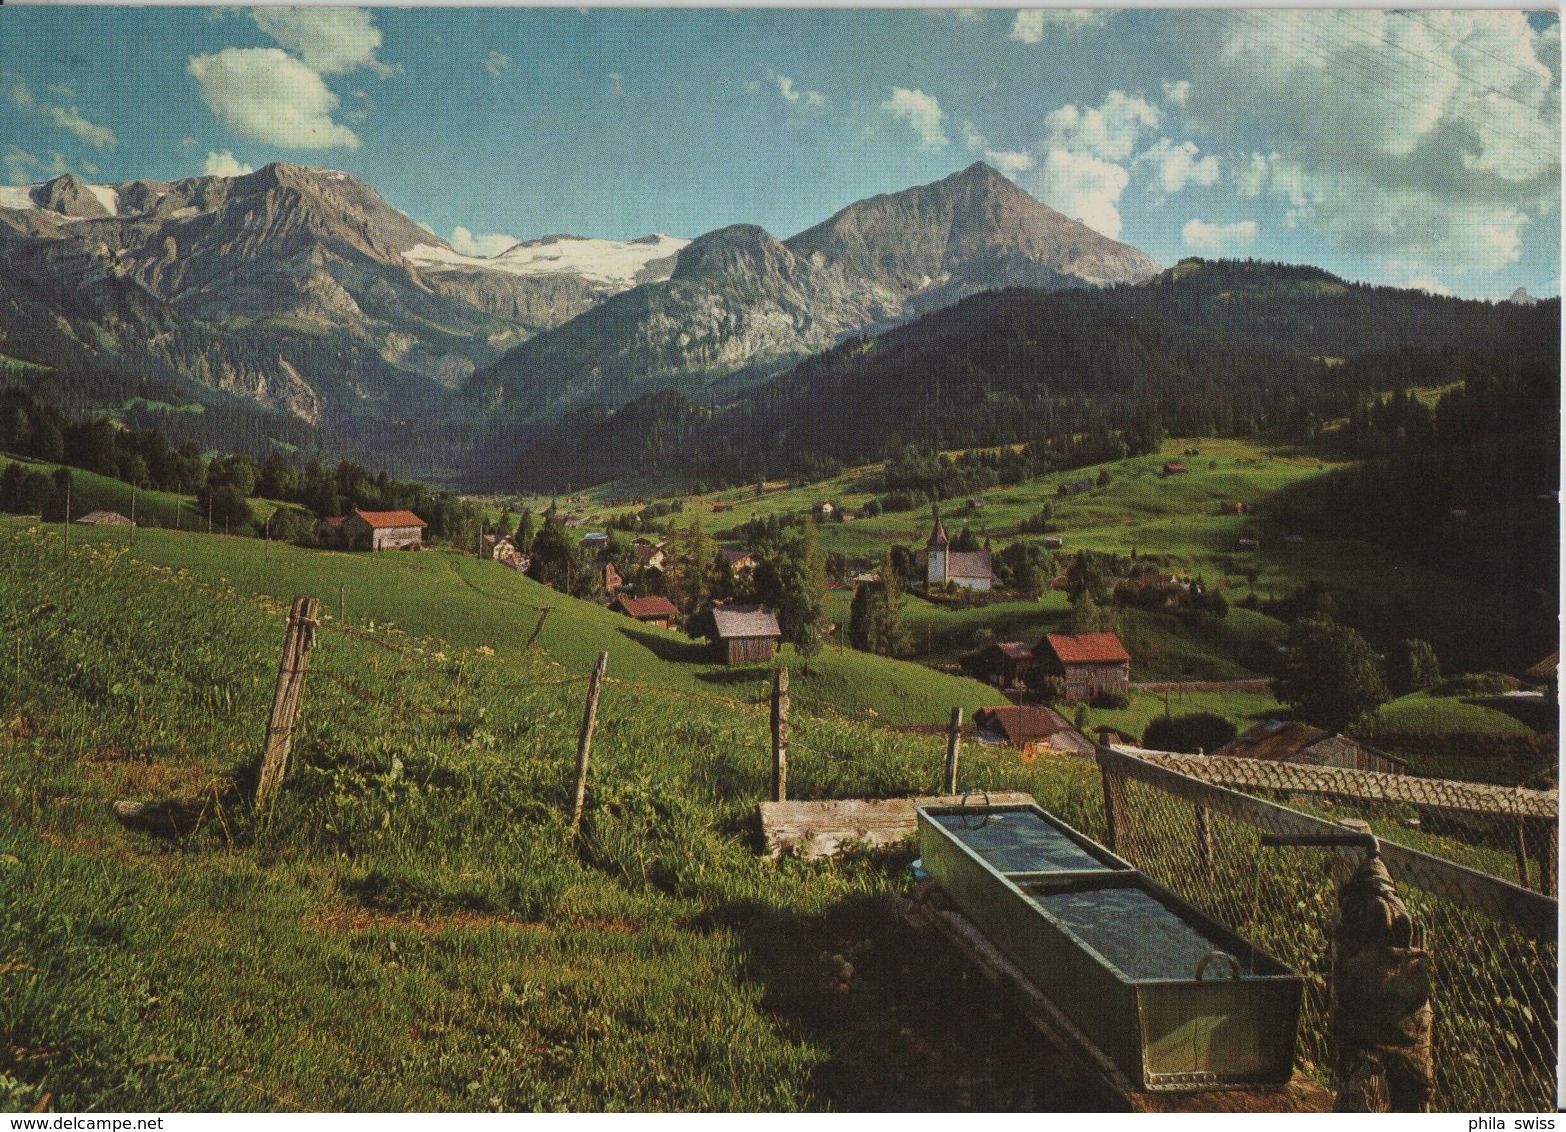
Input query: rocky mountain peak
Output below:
<box><xmin>32</xmin><ymin>174</ymin><xmax>113</xmax><ymax>218</ymax></box>
<box><xmin>671</xmin><ymin>224</ymin><xmax>794</xmax><ymax>282</ymax></box>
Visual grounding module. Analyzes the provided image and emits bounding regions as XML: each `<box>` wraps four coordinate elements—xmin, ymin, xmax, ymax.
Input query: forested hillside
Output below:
<box><xmin>507</xmin><ymin>261</ymin><xmax>1558</xmax><ymax>492</ymax></box>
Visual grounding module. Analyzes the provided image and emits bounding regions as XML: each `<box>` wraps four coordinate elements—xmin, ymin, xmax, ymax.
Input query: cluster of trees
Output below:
<box><xmin>1272</xmin><ymin>617</ymin><xmax>1443</xmax><ymax>732</ymax></box>
<box><xmin>0</xmin><ymin>387</ymin><xmax>488</xmax><ymax>546</ymax></box>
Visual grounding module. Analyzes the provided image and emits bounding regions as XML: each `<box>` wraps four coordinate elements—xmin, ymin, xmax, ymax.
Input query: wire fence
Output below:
<box><xmin>1097</xmin><ymin>746</ymin><xmax>1557</xmax><ymax>1112</ymax></box>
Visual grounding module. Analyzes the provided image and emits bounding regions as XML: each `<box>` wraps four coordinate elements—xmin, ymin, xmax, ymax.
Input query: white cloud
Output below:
<box><xmin>483</xmin><ymin>51</ymin><xmax>511</xmax><ymax>78</ymax></box>
<box><xmin>881</xmin><ymin>87</ymin><xmax>948</xmax><ymax>150</ymax></box>
<box><xmin>1175</xmin><ymin>10</ymin><xmax>1559</xmax><ymax>274</ymax></box>
<box><xmin>766</xmin><ymin>70</ymin><xmax>826</xmax><ymax>108</ymax></box>
<box><xmin>1404</xmin><ymin>275</ymin><xmax>1452</xmax><ymax>296</ymax></box>
<box><xmin>1044</xmin><ymin>90</ymin><xmax>1160</xmax><ymax>162</ymax></box>
<box><xmin>250</xmin><ymin>7</ymin><xmax>395</xmax><ymax>76</ymax></box>
<box><xmin>960</xmin><ymin>121</ymin><xmax>1034</xmax><ymax>177</ymax></box>
<box><xmin>1138</xmin><ymin>138</ymin><xmax>1219</xmax><ymax>193</ymax></box>
<box><xmin>1008</xmin><ymin>9</ymin><xmax>1107</xmax><ymax>44</ymax></box>
<box><xmin>450</xmin><ymin>226</ymin><xmax>518</xmax><ymax>258</ymax></box>
<box><xmin>9</xmin><ymin>80</ymin><xmax>116</xmax><ymax>149</ymax></box>
<box><xmin>1182</xmin><ymin>218</ymin><xmax>1259</xmax><ymax>253</ymax></box>
<box><xmin>3</xmin><ymin>146</ymin><xmax>72</xmax><ymax>184</ymax></box>
<box><xmin>202</xmin><ymin>150</ymin><xmax>252</xmax><ymax>177</ymax></box>
<box><xmin>1161</xmin><ymin>80</ymin><xmax>1191</xmax><ymax>108</ymax></box>
<box><xmin>188</xmin><ymin>48</ymin><xmax>361</xmax><ymax>151</ymax></box>
<box><xmin>607</xmin><ymin>72</ymin><xmax>625</xmax><ymax>98</ymax></box>
<box><xmin>1033</xmin><ymin>148</ymin><xmax>1129</xmax><ymax>238</ymax></box>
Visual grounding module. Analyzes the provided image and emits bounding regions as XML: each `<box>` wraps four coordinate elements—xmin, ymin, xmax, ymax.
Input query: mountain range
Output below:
<box><xmin>0</xmin><ymin>161</ymin><xmax>1157</xmax><ymax>469</ymax></box>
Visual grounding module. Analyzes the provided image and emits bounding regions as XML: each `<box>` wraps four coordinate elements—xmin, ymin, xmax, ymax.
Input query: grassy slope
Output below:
<box><xmin>0</xmin><ymin>519</ymin><xmax>1107</xmax><ymax>1112</ymax></box>
<box><xmin>0</xmin><ymin>453</ymin><xmax>304</xmax><ymax>529</ymax></box>
<box><xmin>47</xmin><ymin>519</ymin><xmax>1001</xmax><ymax>725</ymax></box>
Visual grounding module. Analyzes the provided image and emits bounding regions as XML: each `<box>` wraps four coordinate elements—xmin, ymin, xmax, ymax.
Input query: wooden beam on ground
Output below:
<box><xmin>913</xmin><ymin>882</ymin><xmax>1332</xmax><ymax>1113</ymax></box>
<box><xmin>759</xmin><ymin>791</ymin><xmax>1034</xmax><ymax>859</ymax></box>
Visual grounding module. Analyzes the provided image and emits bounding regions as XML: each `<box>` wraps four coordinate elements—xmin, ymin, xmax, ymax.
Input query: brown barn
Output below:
<box><xmin>611</xmin><ymin>595</ymin><xmax>681</xmax><ymax>630</ymax></box>
<box><xmin>1161</xmin><ymin>461</ymin><xmax>1189</xmax><ymax>475</ymax></box>
<box><xmin>1035</xmin><ymin>632</ymin><xmax>1131</xmax><ymax>701</ymax></box>
<box><xmin>342</xmin><ymin>509</ymin><xmax>426</xmax><ymax>551</ymax></box>
<box><xmin>974</xmin><ymin>705</ymin><xmax>1096</xmax><ymax>758</ymax></box>
<box><xmin>1213</xmin><ymin>720</ymin><xmax>1406</xmax><ymax>774</ymax></box>
<box><xmin>969</xmin><ymin>641</ymin><xmax>1034</xmax><ymax>689</ymax></box>
<box><xmin>709</xmin><ymin>605</ymin><xmax>782</xmax><ymax>665</ymax></box>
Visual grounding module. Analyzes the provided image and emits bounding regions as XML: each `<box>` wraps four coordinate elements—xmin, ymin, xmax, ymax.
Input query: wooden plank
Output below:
<box><xmin>1133</xmin><ymin>751</ymin><xmax>1557</xmax><ymax>820</ymax></box>
<box><xmin>1098</xmin><ymin>747</ymin><xmax>1558</xmax><ymax>940</ymax></box>
<box><xmin>759</xmin><ymin>791</ymin><xmax>1033</xmax><ymax>859</ymax></box>
<box><xmin>915</xmin><ymin>884</ymin><xmax>1332</xmax><ymax>1113</ymax></box>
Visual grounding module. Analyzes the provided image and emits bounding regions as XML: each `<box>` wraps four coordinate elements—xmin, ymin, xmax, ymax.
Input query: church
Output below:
<box><xmin>913</xmin><ymin>509</ymin><xmax>996</xmax><ymax>591</ymax></box>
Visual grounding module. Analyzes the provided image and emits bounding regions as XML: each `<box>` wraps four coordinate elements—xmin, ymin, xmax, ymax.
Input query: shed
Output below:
<box><xmin>1035</xmin><ymin>632</ymin><xmax>1131</xmax><ymax>702</ymax></box>
<box><xmin>1042</xmin><ymin>536</ymin><xmax>1064</xmax><ymax>550</ymax></box>
<box><xmin>973</xmin><ymin>705</ymin><xmax>1095</xmax><ymax>758</ymax></box>
<box><xmin>968</xmin><ymin>640</ymin><xmax>1035</xmax><ymax>689</ymax></box>
<box><xmin>1161</xmin><ymin>461</ymin><xmax>1189</xmax><ymax>476</ymax></box>
<box><xmin>343</xmin><ymin>509</ymin><xmax>426</xmax><ymax>551</ymax></box>
<box><xmin>611</xmin><ymin>594</ymin><xmax>681</xmax><ymax>630</ymax></box>
<box><xmin>75</xmin><ymin>510</ymin><xmax>133</xmax><ymax>526</ymax></box>
<box><xmin>708</xmin><ymin>604</ymin><xmax>782</xmax><ymax>665</ymax></box>
<box><xmin>1213</xmin><ymin>720</ymin><xmax>1405</xmax><ymax>775</ymax></box>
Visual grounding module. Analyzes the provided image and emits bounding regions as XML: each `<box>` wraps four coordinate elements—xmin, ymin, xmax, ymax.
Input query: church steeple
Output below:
<box><xmin>926</xmin><ymin>507</ymin><xmax>949</xmax><ymax>549</ymax></box>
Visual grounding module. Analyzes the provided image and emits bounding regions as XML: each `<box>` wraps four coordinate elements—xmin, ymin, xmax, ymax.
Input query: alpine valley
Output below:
<box><xmin>0</xmin><ymin>159</ymin><xmax>1554</xmax><ymax>494</ymax></box>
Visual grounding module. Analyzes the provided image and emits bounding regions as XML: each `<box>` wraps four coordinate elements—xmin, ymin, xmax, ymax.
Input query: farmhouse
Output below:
<box><xmin>343</xmin><ymin>509</ymin><xmax>427</xmax><ymax>551</ymax></box>
<box><xmin>75</xmin><ymin>510</ymin><xmax>133</xmax><ymax>526</ymax></box>
<box><xmin>717</xmin><ymin>548</ymin><xmax>758</xmax><ymax>574</ymax></box>
<box><xmin>1042</xmin><ymin>535</ymin><xmax>1064</xmax><ymax>550</ymax></box>
<box><xmin>812</xmin><ymin>501</ymin><xmax>836</xmax><ymax>517</ymax></box>
<box><xmin>967</xmin><ymin>641</ymin><xmax>1034</xmax><ymax>690</ymax></box>
<box><xmin>711</xmin><ymin>502</ymin><xmax>734</xmax><ymax>513</ymax></box>
<box><xmin>1034</xmin><ymin>632</ymin><xmax>1131</xmax><ymax>702</ymax></box>
<box><xmin>611</xmin><ymin>594</ymin><xmax>681</xmax><ymax>630</ymax></box>
<box><xmin>490</xmin><ymin>536</ymin><xmax>521</xmax><ymax>562</ymax></box>
<box><xmin>707</xmin><ymin>605</ymin><xmax>782</xmax><ymax>665</ymax></box>
<box><xmin>973</xmin><ymin>705</ymin><xmax>1095</xmax><ymax>758</ymax></box>
<box><xmin>913</xmin><ymin>512</ymin><xmax>995</xmax><ymax>591</ymax></box>
<box><xmin>603</xmin><ymin>562</ymin><xmax>624</xmax><ymax>593</ymax></box>
<box><xmin>1213</xmin><ymin>720</ymin><xmax>1406</xmax><ymax>774</ymax></box>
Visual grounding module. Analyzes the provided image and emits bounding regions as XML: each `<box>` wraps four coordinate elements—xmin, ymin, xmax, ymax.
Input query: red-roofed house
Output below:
<box><xmin>343</xmin><ymin>509</ymin><xmax>427</xmax><ymax>551</ymax></box>
<box><xmin>611</xmin><ymin>595</ymin><xmax>681</xmax><ymax>630</ymax></box>
<box><xmin>1035</xmin><ymin>632</ymin><xmax>1131</xmax><ymax>702</ymax></box>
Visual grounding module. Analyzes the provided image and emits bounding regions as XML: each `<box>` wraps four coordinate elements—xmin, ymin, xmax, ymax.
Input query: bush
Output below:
<box><xmin>1143</xmin><ymin>711</ymin><xmax>1238</xmax><ymax>754</ymax></box>
<box><xmin>1031</xmin><ymin>675</ymin><xmax>1068</xmax><ymax>705</ymax></box>
<box><xmin>1431</xmin><ymin>671</ymin><xmax>1521</xmax><ymax>697</ymax></box>
<box><xmin>1091</xmin><ymin>689</ymin><xmax>1130</xmax><ymax>710</ymax></box>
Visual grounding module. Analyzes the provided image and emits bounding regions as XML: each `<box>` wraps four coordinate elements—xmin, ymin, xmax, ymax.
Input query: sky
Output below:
<box><xmin>2</xmin><ymin>6</ymin><xmax>1560</xmax><ymax>300</ymax></box>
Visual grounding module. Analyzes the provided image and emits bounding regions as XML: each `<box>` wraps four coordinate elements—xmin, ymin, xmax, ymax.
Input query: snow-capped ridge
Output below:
<box><xmin>407</xmin><ymin>232</ymin><xmax>689</xmax><ymax>287</ymax></box>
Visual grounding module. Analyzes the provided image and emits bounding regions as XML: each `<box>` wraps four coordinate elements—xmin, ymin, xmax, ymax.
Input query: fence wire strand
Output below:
<box><xmin>1103</xmin><ymin>750</ymin><xmax>1557</xmax><ymax>1111</ymax></box>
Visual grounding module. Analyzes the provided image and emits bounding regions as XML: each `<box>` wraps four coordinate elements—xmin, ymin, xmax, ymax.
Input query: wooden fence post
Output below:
<box><xmin>255</xmin><ymin>595</ymin><xmax>319</xmax><ymax>809</ymax></box>
<box><xmin>771</xmin><ymin>668</ymin><xmax>789</xmax><ymax>803</ymax></box>
<box><xmin>1513</xmin><ymin>816</ymin><xmax>1531</xmax><ymax>891</ymax></box>
<box><xmin>1194</xmin><ymin>805</ymin><xmax>1213</xmax><ymax>869</ymax></box>
<box><xmin>943</xmin><ymin>706</ymin><xmax>963</xmax><ymax>794</ymax></box>
<box><xmin>570</xmin><ymin>651</ymin><xmax>608</xmax><ymax>831</ymax></box>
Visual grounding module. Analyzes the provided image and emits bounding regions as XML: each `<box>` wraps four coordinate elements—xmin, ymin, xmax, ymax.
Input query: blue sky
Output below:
<box><xmin>3</xmin><ymin>6</ymin><xmax>1560</xmax><ymax>299</ymax></box>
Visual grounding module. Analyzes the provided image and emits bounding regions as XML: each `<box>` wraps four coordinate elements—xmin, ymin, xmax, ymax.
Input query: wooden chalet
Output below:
<box><xmin>718</xmin><ymin>548</ymin><xmax>758</xmax><ymax>574</ymax></box>
<box><xmin>973</xmin><ymin>705</ymin><xmax>1095</xmax><ymax>758</ymax></box>
<box><xmin>1212</xmin><ymin>720</ymin><xmax>1406</xmax><ymax>775</ymax></box>
<box><xmin>343</xmin><ymin>509</ymin><xmax>426</xmax><ymax>551</ymax></box>
<box><xmin>707</xmin><ymin>604</ymin><xmax>782</xmax><ymax>664</ymax></box>
<box><xmin>1035</xmin><ymin>632</ymin><xmax>1131</xmax><ymax>702</ymax></box>
<box><xmin>74</xmin><ymin>510</ymin><xmax>133</xmax><ymax>526</ymax></box>
<box><xmin>968</xmin><ymin>640</ymin><xmax>1035</xmax><ymax>689</ymax></box>
<box><xmin>611</xmin><ymin>595</ymin><xmax>681</xmax><ymax>630</ymax></box>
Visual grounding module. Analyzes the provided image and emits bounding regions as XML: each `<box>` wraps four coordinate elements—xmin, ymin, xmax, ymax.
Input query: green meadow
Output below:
<box><xmin>0</xmin><ymin>518</ymin><xmax>1112</xmax><ymax>1112</ymax></box>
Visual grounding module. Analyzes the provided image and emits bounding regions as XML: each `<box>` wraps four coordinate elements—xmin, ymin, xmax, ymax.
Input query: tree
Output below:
<box><xmin>1143</xmin><ymin>712</ymin><xmax>1237</xmax><ymax>754</ymax></box>
<box><xmin>848</xmin><ymin>556</ymin><xmax>911</xmax><ymax>657</ymax></box>
<box><xmin>514</xmin><ymin>509</ymin><xmax>538</xmax><ymax>554</ymax></box>
<box><xmin>1387</xmin><ymin>638</ymin><xmax>1441</xmax><ymax>696</ymax></box>
<box><xmin>1273</xmin><ymin>616</ymin><xmax>1390</xmax><ymax>731</ymax></box>
<box><xmin>1066</xmin><ymin>593</ymin><xmax>1120</xmax><ymax>635</ymax></box>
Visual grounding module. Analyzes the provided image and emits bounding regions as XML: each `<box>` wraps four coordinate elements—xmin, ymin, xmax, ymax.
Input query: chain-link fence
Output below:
<box><xmin>1097</xmin><ymin>746</ymin><xmax>1557</xmax><ymax>1112</ymax></box>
